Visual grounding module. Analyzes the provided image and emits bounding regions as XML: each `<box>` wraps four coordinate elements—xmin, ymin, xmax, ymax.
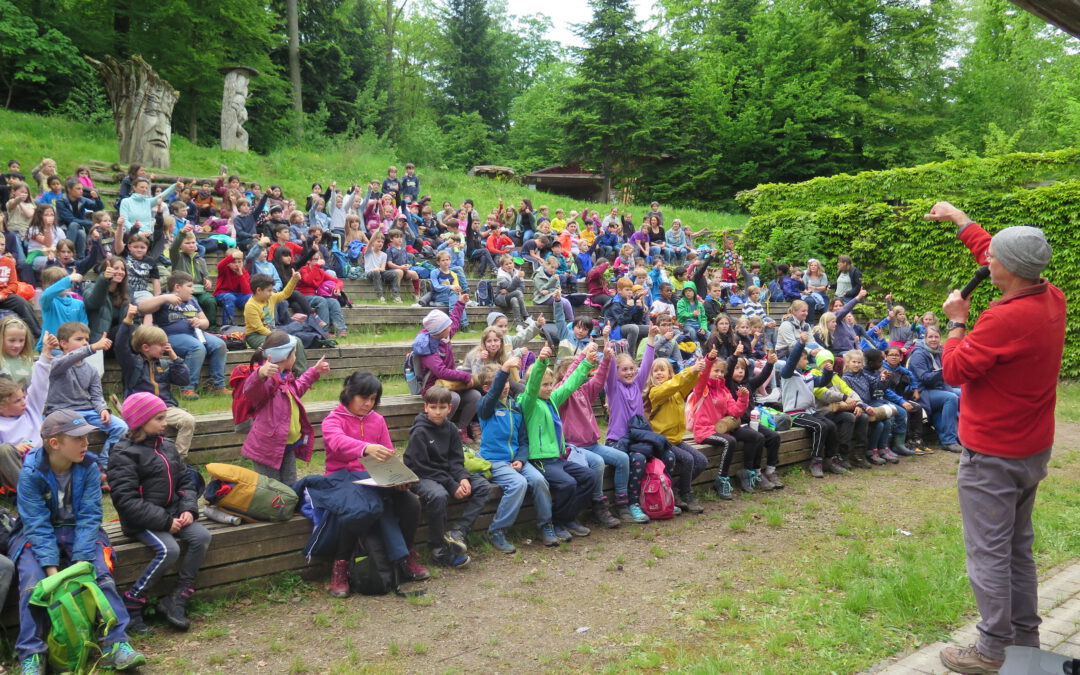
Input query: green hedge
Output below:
<box><xmin>740</xmin><ymin>179</ymin><xmax>1080</xmax><ymax>377</ymax></box>
<box><xmin>736</xmin><ymin>148</ymin><xmax>1080</xmax><ymax>215</ymax></box>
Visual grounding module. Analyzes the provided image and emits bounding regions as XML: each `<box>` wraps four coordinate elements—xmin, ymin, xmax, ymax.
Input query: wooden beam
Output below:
<box><xmin>1010</xmin><ymin>0</ymin><xmax>1080</xmax><ymax>39</ymax></box>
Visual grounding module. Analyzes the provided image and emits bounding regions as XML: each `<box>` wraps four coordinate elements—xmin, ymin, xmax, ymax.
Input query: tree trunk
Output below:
<box><xmin>189</xmin><ymin>96</ymin><xmax>198</xmax><ymax>144</ymax></box>
<box><xmin>287</xmin><ymin>0</ymin><xmax>303</xmax><ymax>138</ymax></box>
<box><xmin>85</xmin><ymin>55</ymin><xmax>179</xmax><ymax>169</ymax></box>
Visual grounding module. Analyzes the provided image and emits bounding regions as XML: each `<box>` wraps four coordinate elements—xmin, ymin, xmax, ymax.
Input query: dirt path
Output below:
<box><xmin>140</xmin><ymin>423</ymin><xmax>1080</xmax><ymax>674</ymax></box>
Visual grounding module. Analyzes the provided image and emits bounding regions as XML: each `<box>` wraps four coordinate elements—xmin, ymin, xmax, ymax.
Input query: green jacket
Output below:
<box><xmin>519</xmin><ymin>356</ymin><xmax>593</xmax><ymax>460</ymax></box>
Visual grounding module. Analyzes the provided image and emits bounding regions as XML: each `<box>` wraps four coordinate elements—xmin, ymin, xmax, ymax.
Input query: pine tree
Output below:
<box><xmin>439</xmin><ymin>0</ymin><xmax>508</xmax><ymax>131</ymax></box>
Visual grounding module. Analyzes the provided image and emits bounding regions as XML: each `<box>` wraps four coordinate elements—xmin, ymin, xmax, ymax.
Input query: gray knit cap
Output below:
<box><xmin>486</xmin><ymin>311</ymin><xmax>507</xmax><ymax>327</ymax></box>
<box><xmin>990</xmin><ymin>226</ymin><xmax>1052</xmax><ymax>280</ymax></box>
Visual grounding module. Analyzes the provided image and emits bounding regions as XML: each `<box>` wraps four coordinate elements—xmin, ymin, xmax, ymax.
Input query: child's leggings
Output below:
<box><xmin>620</xmin><ymin>450</ymin><xmax>648</xmax><ymax>506</ymax></box>
<box><xmin>758</xmin><ymin>425</ymin><xmax>781</xmax><ymax>468</ymax></box>
<box><xmin>128</xmin><ymin>522</ymin><xmax>212</xmax><ymax>597</ymax></box>
<box><xmin>729</xmin><ymin>425</ymin><xmax>765</xmax><ymax>473</ymax></box>
<box><xmin>700</xmin><ymin>432</ymin><xmax>739</xmax><ymax>478</ymax></box>
<box><xmin>791</xmin><ymin>412</ymin><xmax>838</xmax><ymax>459</ymax></box>
<box><xmin>669</xmin><ymin>442</ymin><xmax>708</xmax><ymax>496</ymax></box>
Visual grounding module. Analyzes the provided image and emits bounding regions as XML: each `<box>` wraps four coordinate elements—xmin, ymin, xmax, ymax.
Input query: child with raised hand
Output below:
<box><xmin>519</xmin><ymin>343</ymin><xmax>597</xmax><ymax>541</ymax></box>
<box><xmin>840</xmin><ymin>349</ymin><xmax>906</xmax><ymax>465</ymax></box>
<box><xmin>494</xmin><ymin>254</ymin><xmax>529</xmax><ymax>325</ymax></box>
<box><xmin>727</xmin><ymin>353</ymin><xmax>783</xmax><ymax>488</ymax></box>
<box><xmin>240</xmin><ymin>331</ymin><xmax>331</xmax><ymax>483</ymax></box>
<box><xmin>109</xmin><ymin>393</ymin><xmax>210</xmax><ymax>634</ymax></box>
<box><xmin>533</xmin><ymin>256</ymin><xmax>574</xmax><ymax>323</ymax></box>
<box><xmin>677</xmin><ymin>285</ymin><xmax>708</xmax><ymax>344</ymax></box>
<box><xmin>464</xmin><ymin>327</ymin><xmax>524</xmax><ymax>395</ymax></box>
<box><xmin>45</xmin><ymin>322</ymin><xmax>127</xmax><ymax>473</ymax></box>
<box><xmin>645</xmin><ymin>356</ymin><xmax>708</xmax><ymax>513</ymax></box>
<box><xmin>38</xmin><ymin>266</ymin><xmax>88</xmax><ymax>353</ymax></box>
<box><xmin>0</xmin><ymin>331</ymin><xmax>56</xmax><ymax>490</ymax></box>
<box><xmin>884</xmin><ymin>293</ymin><xmax>916</xmax><ymax>347</ymax></box>
<box><xmin>321</xmin><ymin>371</ymin><xmax>428</xmax><ymax>594</ymax></box>
<box><xmin>170</xmin><ymin>229</ymin><xmax>218</xmax><ymax>330</ymax></box>
<box><xmin>12</xmin><ymin>410</ymin><xmax>147</xmax><ymax>673</ymax></box>
<box><xmin>115</xmin><ymin>305</ymin><xmax>197</xmax><ymax>458</ymax></box>
<box><xmin>0</xmin><ymin>316</ymin><xmax>35</xmax><ymax>388</ymax></box>
<box><xmin>404</xmin><ymin>385</ymin><xmax>491</xmax><ymax>568</ymax></box>
<box><xmin>556</xmin><ymin>341</ymin><xmax>630</xmax><ymax>527</ymax></box>
<box><xmin>476</xmin><ymin>359</ymin><xmax>558</xmax><ymax>550</ymax></box>
<box><xmin>780</xmin><ymin>332</ymin><xmax>845</xmax><ymax>479</ymax></box>
<box><xmin>688</xmin><ymin>349</ymin><xmax>751</xmax><ymax>499</ymax></box>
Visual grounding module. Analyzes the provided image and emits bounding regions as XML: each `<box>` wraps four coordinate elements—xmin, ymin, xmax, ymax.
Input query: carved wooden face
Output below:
<box><xmin>138</xmin><ymin>89</ymin><xmax>172</xmax><ymax>151</ymax></box>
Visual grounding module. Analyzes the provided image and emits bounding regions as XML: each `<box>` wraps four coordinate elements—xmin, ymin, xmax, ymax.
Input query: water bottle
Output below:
<box><xmin>750</xmin><ymin>408</ymin><xmax>761</xmax><ymax>430</ymax></box>
<box><xmin>204</xmin><ymin>505</ymin><xmax>241</xmax><ymax>526</ymax></box>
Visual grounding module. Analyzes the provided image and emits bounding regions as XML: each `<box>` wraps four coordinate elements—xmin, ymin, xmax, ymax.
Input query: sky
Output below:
<box><xmin>504</xmin><ymin>0</ymin><xmax>656</xmax><ymax>47</ymax></box>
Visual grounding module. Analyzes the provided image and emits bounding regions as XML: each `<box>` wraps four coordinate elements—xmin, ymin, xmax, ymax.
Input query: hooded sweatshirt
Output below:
<box><xmin>519</xmin><ymin>355</ymin><xmax>593</xmax><ymax>460</ymax></box>
<box><xmin>689</xmin><ymin>354</ymin><xmax>749</xmax><ymax>444</ymax></box>
<box><xmin>558</xmin><ymin>352</ymin><xmax>610</xmax><ymax>446</ymax></box>
<box><xmin>403</xmin><ymin>412</ymin><xmax>468</xmax><ymax>493</ymax></box>
<box><xmin>779</xmin><ymin>341</ymin><xmax>832</xmax><ymax>415</ymax></box>
<box><xmin>605</xmin><ymin>343</ymin><xmax>655</xmax><ymax>444</ymax></box>
<box><xmin>0</xmin><ymin>356</ymin><xmax>51</xmax><ymax>450</ymax></box>
<box><xmin>322</xmin><ymin>403</ymin><xmax>394</xmax><ymax>474</ymax></box>
<box><xmin>477</xmin><ymin>368</ymin><xmax>528</xmax><ymax>464</ymax></box>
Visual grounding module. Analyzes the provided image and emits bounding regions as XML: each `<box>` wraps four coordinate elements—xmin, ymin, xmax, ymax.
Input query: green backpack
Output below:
<box><xmin>28</xmin><ymin>561</ymin><xmax>119</xmax><ymax>674</ymax></box>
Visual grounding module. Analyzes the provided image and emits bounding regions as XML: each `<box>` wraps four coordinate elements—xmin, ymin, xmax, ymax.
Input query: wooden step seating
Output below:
<box><xmin>103</xmin><ymin>426</ymin><xmax>812</xmax><ymax>596</ymax></box>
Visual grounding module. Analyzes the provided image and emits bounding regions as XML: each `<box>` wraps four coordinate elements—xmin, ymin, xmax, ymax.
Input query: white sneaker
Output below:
<box><xmin>466</xmin><ymin>301</ymin><xmax>478</xmax><ymax>308</ymax></box>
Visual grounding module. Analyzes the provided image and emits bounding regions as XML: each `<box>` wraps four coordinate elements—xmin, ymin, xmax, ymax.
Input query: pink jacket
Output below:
<box><xmin>690</xmin><ymin>355</ymin><xmax>749</xmax><ymax>444</ymax></box>
<box><xmin>240</xmin><ymin>366</ymin><xmax>322</xmax><ymax>467</ymax></box>
<box><xmin>321</xmin><ymin>404</ymin><xmax>394</xmax><ymax>474</ymax></box>
<box><xmin>558</xmin><ymin>352</ymin><xmax>610</xmax><ymax>446</ymax></box>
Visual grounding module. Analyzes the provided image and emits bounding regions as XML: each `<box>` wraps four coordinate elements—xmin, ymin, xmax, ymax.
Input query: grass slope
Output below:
<box><xmin>0</xmin><ymin>108</ymin><xmax>747</xmax><ymax>236</ymax></box>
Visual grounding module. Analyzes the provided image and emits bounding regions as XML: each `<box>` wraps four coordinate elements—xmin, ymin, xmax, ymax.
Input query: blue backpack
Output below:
<box><xmin>475</xmin><ymin>280</ymin><xmax>494</xmax><ymax>307</ymax></box>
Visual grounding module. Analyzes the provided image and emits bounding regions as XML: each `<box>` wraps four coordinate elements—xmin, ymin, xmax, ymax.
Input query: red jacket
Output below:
<box><xmin>296</xmin><ymin>263</ymin><xmax>341</xmax><ymax>296</ymax></box>
<box><xmin>214</xmin><ymin>256</ymin><xmax>252</xmax><ymax>295</ymax></box>
<box><xmin>0</xmin><ymin>255</ymin><xmax>18</xmax><ymax>300</ymax></box>
<box><xmin>942</xmin><ymin>223</ymin><xmax>1066</xmax><ymax>458</ymax></box>
<box><xmin>486</xmin><ymin>232</ymin><xmax>513</xmax><ymax>256</ymax></box>
<box><xmin>586</xmin><ymin>262</ymin><xmax>610</xmax><ymax>296</ymax></box>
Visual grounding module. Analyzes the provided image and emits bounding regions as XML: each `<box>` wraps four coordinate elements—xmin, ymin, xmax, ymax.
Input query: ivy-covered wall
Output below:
<box><xmin>737</xmin><ymin>152</ymin><xmax>1080</xmax><ymax>377</ymax></box>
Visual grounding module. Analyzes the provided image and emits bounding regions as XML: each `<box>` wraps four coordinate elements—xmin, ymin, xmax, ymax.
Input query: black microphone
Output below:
<box><xmin>960</xmin><ymin>266</ymin><xmax>990</xmax><ymax>300</ymax></box>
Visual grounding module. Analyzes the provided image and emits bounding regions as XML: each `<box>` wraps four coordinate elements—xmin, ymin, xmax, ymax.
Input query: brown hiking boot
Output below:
<box><xmin>939</xmin><ymin>644</ymin><xmax>1003</xmax><ymax>674</ymax></box>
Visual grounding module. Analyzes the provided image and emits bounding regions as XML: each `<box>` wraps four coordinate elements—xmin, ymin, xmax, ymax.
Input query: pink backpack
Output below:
<box><xmin>641</xmin><ymin>458</ymin><xmax>675</xmax><ymax>520</ymax></box>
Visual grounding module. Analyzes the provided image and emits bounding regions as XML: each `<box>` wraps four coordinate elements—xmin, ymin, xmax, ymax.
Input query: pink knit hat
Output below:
<box><xmin>120</xmin><ymin>392</ymin><xmax>167</xmax><ymax>432</ymax></box>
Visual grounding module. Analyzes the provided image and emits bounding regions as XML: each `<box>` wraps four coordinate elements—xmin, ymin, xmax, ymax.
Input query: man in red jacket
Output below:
<box><xmin>927</xmin><ymin>201</ymin><xmax>1066</xmax><ymax>675</ymax></box>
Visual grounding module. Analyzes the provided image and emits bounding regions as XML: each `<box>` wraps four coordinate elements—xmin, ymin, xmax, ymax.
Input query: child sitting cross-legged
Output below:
<box><xmin>109</xmin><ymin>393</ymin><xmax>211</xmax><ymax>634</ymax></box>
<box><xmin>476</xmin><ymin>359</ymin><xmax>558</xmax><ymax>550</ymax></box>
<box><xmin>44</xmin><ymin>322</ymin><xmax>128</xmax><ymax>477</ymax></box>
<box><xmin>404</xmin><ymin>385</ymin><xmax>492</xmax><ymax>568</ymax></box>
<box><xmin>11</xmin><ymin>410</ymin><xmax>146</xmax><ymax>673</ymax></box>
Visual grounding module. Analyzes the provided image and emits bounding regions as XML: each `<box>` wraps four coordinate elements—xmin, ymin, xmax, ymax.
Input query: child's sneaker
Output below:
<box><xmin>809</xmin><ymin>459</ymin><xmax>825</xmax><ymax>478</ymax></box>
<box><xmin>564</xmin><ymin>521</ymin><xmax>590</xmax><ymax>537</ymax></box>
<box><xmin>433</xmin><ymin>547</ymin><xmax>470</xmax><ymax>568</ymax></box>
<box><xmin>880</xmin><ymin>447</ymin><xmax>900</xmax><ymax>464</ymax></box>
<box><xmin>180</xmin><ymin>389</ymin><xmax>199</xmax><ymax>401</ymax></box>
<box><xmin>158</xmin><ymin>587</ymin><xmax>193</xmax><ymax>631</ymax></box>
<box><xmin>827</xmin><ymin>456</ymin><xmax>849</xmax><ymax>475</ymax></box>
<box><xmin>552</xmin><ymin>524</ymin><xmax>572</xmax><ymax>541</ymax></box>
<box><xmin>100</xmin><ymin>641</ymin><xmax>146</xmax><ymax>670</ymax></box>
<box><xmin>683</xmin><ymin>493</ymin><xmax>705</xmax><ymax>513</ymax></box>
<box><xmin>539</xmin><ymin>522</ymin><xmax>560</xmax><ymax>546</ymax></box>
<box><xmin>764</xmin><ymin>466</ymin><xmax>784</xmax><ymax>489</ymax></box>
<box><xmin>458</xmin><ymin>428</ymin><xmax>472</xmax><ymax>445</ymax></box>
<box><xmin>714</xmin><ymin>475</ymin><xmax>734</xmax><ymax>499</ymax></box>
<box><xmin>867</xmin><ymin>449</ymin><xmax>887</xmax><ymax>465</ymax></box>
<box><xmin>400</xmin><ymin>548</ymin><xmax>430</xmax><ymax>580</ymax></box>
<box><xmin>20</xmin><ymin>653</ymin><xmax>45</xmax><ymax>675</ymax></box>
<box><xmin>488</xmin><ymin>529</ymin><xmax>515</xmax><ymax>553</ymax></box>
<box><xmin>754</xmin><ymin>470</ymin><xmax>776</xmax><ymax>490</ymax></box>
<box><xmin>618</xmin><ymin>505</ymin><xmax>649</xmax><ymax>523</ymax></box>
<box><xmin>736</xmin><ymin>469</ymin><xmax>755</xmax><ymax>493</ymax></box>
<box><xmin>444</xmin><ymin>529</ymin><xmax>467</xmax><ymax>555</ymax></box>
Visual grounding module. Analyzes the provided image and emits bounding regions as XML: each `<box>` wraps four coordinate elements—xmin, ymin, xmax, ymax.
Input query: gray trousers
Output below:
<box><xmin>957</xmin><ymin>446</ymin><xmax>1050</xmax><ymax>660</ymax></box>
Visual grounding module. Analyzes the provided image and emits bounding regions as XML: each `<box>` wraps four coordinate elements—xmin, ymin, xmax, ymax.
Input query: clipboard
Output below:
<box><xmin>353</xmin><ymin>453</ymin><xmax>419</xmax><ymax>487</ymax></box>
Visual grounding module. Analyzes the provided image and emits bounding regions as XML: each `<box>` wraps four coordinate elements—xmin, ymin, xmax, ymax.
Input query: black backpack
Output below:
<box><xmin>349</xmin><ymin>533</ymin><xmax>424</xmax><ymax>598</ymax></box>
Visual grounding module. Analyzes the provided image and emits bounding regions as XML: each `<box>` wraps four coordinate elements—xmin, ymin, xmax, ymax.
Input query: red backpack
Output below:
<box><xmin>229</xmin><ymin>363</ymin><xmax>256</xmax><ymax>430</ymax></box>
<box><xmin>641</xmin><ymin>458</ymin><xmax>675</xmax><ymax>520</ymax></box>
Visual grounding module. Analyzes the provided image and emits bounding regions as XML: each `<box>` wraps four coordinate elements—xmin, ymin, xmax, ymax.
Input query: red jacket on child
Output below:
<box><xmin>214</xmin><ymin>256</ymin><xmax>251</xmax><ymax>295</ymax></box>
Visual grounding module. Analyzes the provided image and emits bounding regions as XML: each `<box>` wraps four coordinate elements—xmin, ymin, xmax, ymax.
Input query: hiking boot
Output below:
<box><xmin>180</xmin><ymin>389</ymin><xmax>199</xmax><ymax>401</ymax></box>
<box><xmin>890</xmin><ymin>434</ymin><xmax>915</xmax><ymax>456</ymax></box>
<box><xmin>674</xmin><ymin>494</ymin><xmax>690</xmax><ymax>511</ymax></box>
<box><xmin>879</xmin><ymin>447</ymin><xmax>900</xmax><ymax>463</ymax></box>
<box><xmin>827</xmin><ymin>456</ymin><xmax>849</xmax><ymax>475</ymax></box>
<box><xmin>591</xmin><ymin>498</ymin><xmax>621</xmax><ymax>528</ymax></box>
<box><xmin>157</xmin><ymin>587</ymin><xmax>193</xmax><ymax>631</ymax></box>
<box><xmin>209</xmin><ymin>387</ymin><xmax>233</xmax><ymax>396</ymax></box>
<box><xmin>714</xmin><ymin>475</ymin><xmax>734</xmax><ymax>499</ymax></box>
<box><xmin>125</xmin><ymin>606</ymin><xmax>154</xmax><ymax>636</ymax></box>
<box><xmin>100</xmin><ymin>641</ymin><xmax>146</xmax><ymax>670</ymax></box>
<box><xmin>400</xmin><ymin>549</ymin><xmax>430</xmax><ymax>581</ymax></box>
<box><xmin>433</xmin><ymin>547</ymin><xmax>470</xmax><ymax>568</ymax></box>
<box><xmin>20</xmin><ymin>653</ymin><xmax>44</xmax><ymax>675</ymax></box>
<box><xmin>764</xmin><ymin>466</ymin><xmax>784</xmax><ymax>489</ymax></box>
<box><xmin>809</xmin><ymin>459</ymin><xmax>825</xmax><ymax>478</ymax></box>
<box><xmin>944</xmin><ymin>443</ymin><xmax>965</xmax><ymax>454</ymax></box>
<box><xmin>564</xmin><ymin>521</ymin><xmax>591</xmax><ymax>537</ymax></box>
<box><xmin>849</xmin><ymin>452</ymin><xmax>872</xmax><ymax>469</ymax></box>
<box><xmin>838</xmin><ymin>457</ymin><xmax>852</xmax><ymax>471</ymax></box>
<box><xmin>867</xmin><ymin>449</ymin><xmax>887</xmax><ymax>466</ymax></box>
<box><xmin>939</xmin><ymin>644</ymin><xmax>1003</xmax><ymax>674</ymax></box>
<box><xmin>620</xmin><ymin>505</ymin><xmax>649</xmax><ymax>523</ymax></box>
<box><xmin>539</xmin><ymin>522</ymin><xmax>560</xmax><ymax>546</ymax></box>
<box><xmin>488</xmin><ymin>529</ymin><xmax>516</xmax><ymax>554</ymax></box>
<box><xmin>552</xmin><ymin>524</ymin><xmax>573</xmax><ymax>541</ymax></box>
<box><xmin>329</xmin><ymin>559</ymin><xmax>350</xmax><ymax>598</ymax></box>
<box><xmin>735</xmin><ymin>469</ymin><xmax>755</xmax><ymax>494</ymax></box>
<box><xmin>755</xmin><ymin>469</ymin><xmax>776</xmax><ymax>490</ymax></box>
<box><xmin>444</xmin><ymin>529</ymin><xmax>468</xmax><ymax>555</ymax></box>
<box><xmin>683</xmin><ymin>493</ymin><xmax>705</xmax><ymax>513</ymax></box>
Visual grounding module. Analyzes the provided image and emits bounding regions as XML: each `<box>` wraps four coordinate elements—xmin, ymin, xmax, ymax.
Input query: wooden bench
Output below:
<box><xmin>102</xmin><ymin>427</ymin><xmax>812</xmax><ymax>596</ymax></box>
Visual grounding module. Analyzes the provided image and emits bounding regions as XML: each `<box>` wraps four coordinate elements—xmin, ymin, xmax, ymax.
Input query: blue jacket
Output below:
<box><xmin>37</xmin><ymin>275</ymin><xmax>88</xmax><ymax>352</ymax></box>
<box><xmin>781</xmin><ymin>276</ymin><xmax>805</xmax><ymax>302</ymax></box>
<box><xmin>594</xmin><ymin>232</ymin><xmax>620</xmax><ymax>250</ymax></box>
<box><xmin>882</xmin><ymin>361</ymin><xmax>920</xmax><ymax>394</ymax></box>
<box><xmin>476</xmin><ymin>369</ymin><xmax>528</xmax><ymax>464</ymax></box>
<box><xmin>12</xmin><ymin>446</ymin><xmax>105</xmax><ymax>566</ymax></box>
<box><xmin>907</xmin><ymin>345</ymin><xmax>947</xmax><ymax>390</ymax></box>
<box><xmin>294</xmin><ymin>469</ymin><xmax>384</xmax><ymax>560</ymax></box>
<box><xmin>842</xmin><ymin>368</ymin><xmax>905</xmax><ymax>407</ymax></box>
<box><xmin>55</xmin><ymin>194</ymin><xmax>104</xmax><ymax>228</ymax></box>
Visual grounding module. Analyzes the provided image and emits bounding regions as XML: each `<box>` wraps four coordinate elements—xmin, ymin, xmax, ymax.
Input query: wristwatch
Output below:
<box><xmin>946</xmin><ymin>320</ymin><xmax>967</xmax><ymax>331</ymax></box>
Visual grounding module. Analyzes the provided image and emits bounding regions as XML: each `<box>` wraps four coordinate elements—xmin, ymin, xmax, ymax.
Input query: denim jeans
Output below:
<box><xmin>533</xmin><ymin>458</ymin><xmax>595</xmax><ymax>525</ymax></box>
<box><xmin>487</xmin><ymin>461</ymin><xmax>552</xmax><ymax>530</ymax></box>
<box><xmin>78</xmin><ymin>408</ymin><xmax>127</xmax><ymax>467</ymax></box>
<box><xmin>16</xmin><ymin>526</ymin><xmax>130</xmax><ymax>660</ymax></box>
<box><xmin>65</xmin><ymin>221</ymin><xmax>88</xmax><ymax>257</ymax></box>
<box><xmin>920</xmin><ymin>388</ymin><xmax>960</xmax><ymax>445</ymax></box>
<box><xmin>168</xmin><ymin>331</ymin><xmax>227</xmax><ymax>389</ymax></box>
<box><xmin>576</xmin><ymin>443</ymin><xmax>630</xmax><ymax>500</ymax></box>
<box><xmin>307</xmin><ymin>294</ymin><xmax>346</xmax><ymax>332</ymax></box>
<box><xmin>216</xmin><ymin>292</ymin><xmax>251</xmax><ymax>325</ymax></box>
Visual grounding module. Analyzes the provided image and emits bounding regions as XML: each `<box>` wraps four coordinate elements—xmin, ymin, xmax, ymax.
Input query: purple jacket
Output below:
<box><xmin>414</xmin><ymin>300</ymin><xmax>470</xmax><ymax>393</ymax></box>
<box><xmin>605</xmin><ymin>343</ymin><xmax>655</xmax><ymax>444</ymax></box>
<box><xmin>240</xmin><ymin>366</ymin><xmax>322</xmax><ymax>467</ymax></box>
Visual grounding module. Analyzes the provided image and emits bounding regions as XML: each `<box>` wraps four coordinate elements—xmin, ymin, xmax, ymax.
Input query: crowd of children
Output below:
<box><xmin>0</xmin><ymin>156</ymin><xmax>965</xmax><ymax>673</ymax></box>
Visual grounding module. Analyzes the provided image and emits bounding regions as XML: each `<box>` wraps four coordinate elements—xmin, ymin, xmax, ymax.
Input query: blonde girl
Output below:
<box><xmin>343</xmin><ymin>214</ymin><xmax>367</xmax><ymax>246</ymax></box>
<box><xmin>813</xmin><ymin>311</ymin><xmax>838</xmax><ymax>351</ymax></box>
<box><xmin>465</xmin><ymin>326</ymin><xmax>523</xmax><ymax>393</ymax></box>
<box><xmin>644</xmin><ymin>357</ymin><xmax>707</xmax><ymax>513</ymax></box>
<box><xmin>885</xmin><ymin>295</ymin><xmax>915</xmax><ymax>346</ymax></box>
<box><xmin>613</xmin><ymin>243</ymin><xmax>635</xmax><ymax>277</ymax></box>
<box><xmin>0</xmin><ymin>317</ymin><xmax>35</xmax><ymax>388</ymax></box>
